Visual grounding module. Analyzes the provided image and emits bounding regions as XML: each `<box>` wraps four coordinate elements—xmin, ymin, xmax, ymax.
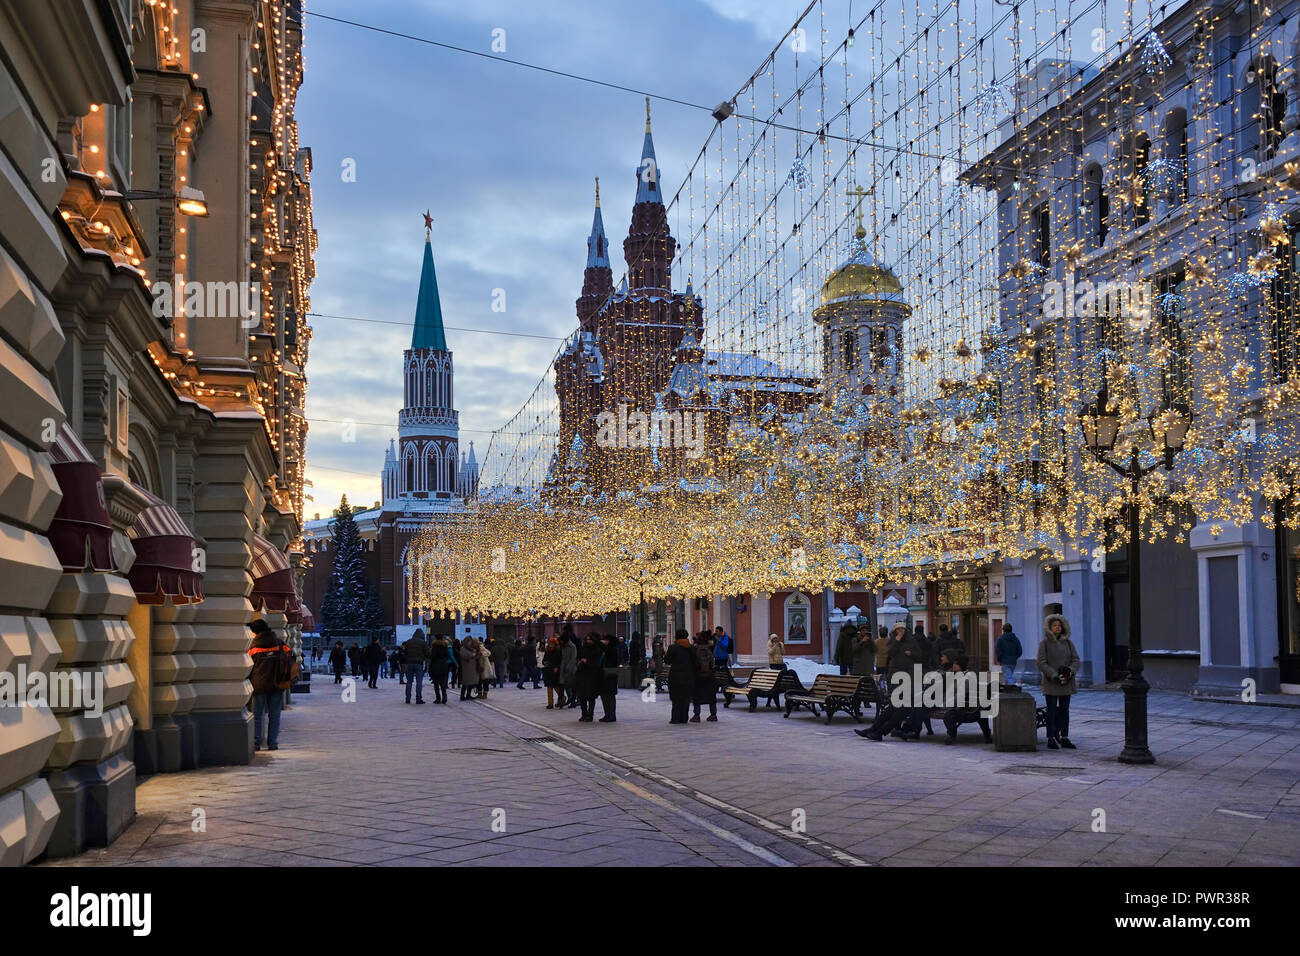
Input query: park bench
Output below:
<box><xmin>722</xmin><ymin>668</ymin><xmax>804</xmax><ymax>711</ymax></box>
<box><xmin>783</xmin><ymin>674</ymin><xmax>880</xmax><ymax>724</ymax></box>
<box><xmin>653</xmin><ymin>662</ymin><xmax>739</xmax><ymax>695</ymax></box>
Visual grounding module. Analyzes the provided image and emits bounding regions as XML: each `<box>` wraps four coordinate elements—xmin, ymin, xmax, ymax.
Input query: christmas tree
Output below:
<box><xmin>321</xmin><ymin>495</ymin><xmax>368</xmax><ymax>634</ymax></box>
<box><xmin>364</xmin><ymin>584</ymin><xmax>385</xmax><ymax>631</ymax></box>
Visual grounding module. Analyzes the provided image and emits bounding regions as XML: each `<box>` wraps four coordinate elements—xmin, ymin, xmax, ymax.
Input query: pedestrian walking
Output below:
<box><xmin>428</xmin><ymin>634</ymin><xmax>453</xmax><ymax>704</ymax></box>
<box><xmin>559</xmin><ymin>629</ymin><xmax>578</xmax><ymax>708</ymax></box>
<box><xmin>348</xmin><ymin>642</ymin><xmax>362</xmax><ymax>678</ymax></box>
<box><xmin>248</xmin><ymin>620</ymin><xmax>297</xmax><ymax>752</ymax></box>
<box><xmin>767</xmin><ymin>632</ymin><xmax>785</xmax><ymax>670</ymax></box>
<box><xmin>664</xmin><ymin>629</ymin><xmax>697</xmax><ymax>725</ymax></box>
<box><xmin>542</xmin><ymin>637</ymin><xmax>562</xmax><ymax>709</ymax></box>
<box><xmin>449</xmin><ymin>638</ymin><xmax>461</xmax><ymax>688</ymax></box>
<box><xmin>532</xmin><ymin>636</ymin><xmax>544</xmax><ymax>688</ymax></box>
<box><xmin>691</xmin><ymin>631</ymin><xmax>718</xmax><ymax>722</ymax></box>
<box><xmin>574</xmin><ymin>634</ymin><xmax>602</xmax><ymax>722</ymax></box>
<box><xmin>458</xmin><ymin>636</ymin><xmax>482</xmax><ymax>700</ymax></box>
<box><xmin>488</xmin><ymin>635</ymin><xmax>509</xmax><ymax>688</ymax></box>
<box><xmin>508</xmin><ymin>639</ymin><xmax>524</xmax><ymax>687</ymax></box>
<box><xmin>364</xmin><ymin>637</ymin><xmax>385</xmax><ymax>689</ymax></box>
<box><xmin>403</xmin><ymin>628</ymin><xmax>429</xmax><ymax>704</ymax></box>
<box><xmin>598</xmin><ymin>633</ymin><xmax>619</xmax><ymax>722</ymax></box>
<box><xmin>1037</xmin><ymin>613</ymin><xmax>1081</xmax><ymax>750</ymax></box>
<box><xmin>395</xmin><ymin>644</ymin><xmax>407</xmax><ymax>684</ymax></box>
<box><xmin>995</xmin><ymin>623</ymin><xmax>1022</xmax><ymax>685</ymax></box>
<box><xmin>477</xmin><ymin>638</ymin><xmax>494</xmax><ymax>699</ymax></box>
<box><xmin>329</xmin><ymin>640</ymin><xmax>347</xmax><ymax>684</ymax></box>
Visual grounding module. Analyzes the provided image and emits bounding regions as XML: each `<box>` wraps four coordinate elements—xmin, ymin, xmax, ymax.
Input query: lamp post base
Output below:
<box><xmin>1118</xmin><ymin>672</ymin><xmax>1156</xmax><ymax>765</ymax></box>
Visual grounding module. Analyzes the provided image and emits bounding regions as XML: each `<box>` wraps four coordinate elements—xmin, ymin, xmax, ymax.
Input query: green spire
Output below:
<box><xmin>412</xmin><ymin>236</ymin><xmax>447</xmax><ymax>351</ymax></box>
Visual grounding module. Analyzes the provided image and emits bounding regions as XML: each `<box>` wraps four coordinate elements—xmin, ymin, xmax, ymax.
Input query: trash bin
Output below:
<box><xmin>618</xmin><ymin>665</ymin><xmax>636</xmax><ymax>689</ymax></box>
<box><xmin>992</xmin><ymin>687</ymin><xmax>1037</xmax><ymax>751</ymax></box>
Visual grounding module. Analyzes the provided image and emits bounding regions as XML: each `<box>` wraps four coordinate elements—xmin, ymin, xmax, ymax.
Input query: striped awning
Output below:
<box><xmin>249</xmin><ymin>533</ymin><xmax>295</xmax><ymax>611</ymax></box>
<box><xmin>47</xmin><ymin>423</ymin><xmax>115</xmax><ymax>572</ymax></box>
<box><xmin>127</xmin><ymin>490</ymin><xmax>203</xmax><ymax>604</ymax></box>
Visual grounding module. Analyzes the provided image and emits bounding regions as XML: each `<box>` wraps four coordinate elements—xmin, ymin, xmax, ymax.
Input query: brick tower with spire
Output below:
<box><xmin>551</xmin><ymin>100</ymin><xmax>703</xmax><ymax>496</ymax></box>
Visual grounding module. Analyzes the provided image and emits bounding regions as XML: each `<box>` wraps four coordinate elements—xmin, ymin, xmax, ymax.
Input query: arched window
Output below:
<box><xmin>785</xmin><ymin>592</ymin><xmax>811</xmax><ymax>645</ymax></box>
<box><xmin>842</xmin><ymin>329</ymin><xmax>857</xmax><ymax>372</ymax></box>
<box><xmin>1132</xmin><ymin>133</ymin><xmax>1151</xmax><ymax>228</ymax></box>
<box><xmin>1163</xmin><ymin>108</ymin><xmax>1189</xmax><ymax>205</ymax></box>
<box><xmin>404</xmin><ymin>446</ymin><xmax>415</xmax><ymax>493</ymax></box>
<box><xmin>1243</xmin><ymin>57</ymin><xmax>1286</xmax><ymax>163</ymax></box>
<box><xmin>424</xmin><ymin>444</ymin><xmax>438</xmax><ymax>493</ymax></box>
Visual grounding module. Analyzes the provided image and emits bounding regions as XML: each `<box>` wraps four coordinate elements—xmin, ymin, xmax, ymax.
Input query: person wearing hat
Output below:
<box><xmin>248</xmin><ymin>619</ymin><xmax>296</xmax><ymax>751</ymax></box>
<box><xmin>766</xmin><ymin>633</ymin><xmax>785</xmax><ymax>670</ymax></box>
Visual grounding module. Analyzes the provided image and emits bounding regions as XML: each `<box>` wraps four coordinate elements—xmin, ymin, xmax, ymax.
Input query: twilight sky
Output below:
<box><xmin>298</xmin><ymin>0</ymin><xmax>805</xmax><ymax>517</ymax></box>
<box><xmin>296</xmin><ymin>0</ymin><xmax>1164</xmax><ymax>517</ymax></box>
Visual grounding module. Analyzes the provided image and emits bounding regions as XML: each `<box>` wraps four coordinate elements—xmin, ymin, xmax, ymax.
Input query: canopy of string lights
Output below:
<box><xmin>408</xmin><ymin>0</ymin><xmax>1300</xmax><ymax>621</ymax></box>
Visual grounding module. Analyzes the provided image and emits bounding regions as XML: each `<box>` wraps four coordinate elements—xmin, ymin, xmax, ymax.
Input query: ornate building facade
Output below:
<box><xmin>0</xmin><ymin>0</ymin><xmax>315</xmax><ymax>864</ymax></box>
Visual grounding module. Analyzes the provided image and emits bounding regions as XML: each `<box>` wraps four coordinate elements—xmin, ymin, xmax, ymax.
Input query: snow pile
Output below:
<box><xmin>783</xmin><ymin>658</ymin><xmax>839</xmax><ymax>685</ymax></box>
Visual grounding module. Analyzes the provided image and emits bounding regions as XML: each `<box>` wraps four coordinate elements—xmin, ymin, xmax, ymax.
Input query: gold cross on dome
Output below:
<box><xmin>846</xmin><ymin>184</ymin><xmax>873</xmax><ymax>233</ymax></box>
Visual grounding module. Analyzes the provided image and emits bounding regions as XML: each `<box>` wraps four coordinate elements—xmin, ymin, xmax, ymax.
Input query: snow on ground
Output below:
<box><xmin>783</xmin><ymin>658</ymin><xmax>839</xmax><ymax>684</ymax></box>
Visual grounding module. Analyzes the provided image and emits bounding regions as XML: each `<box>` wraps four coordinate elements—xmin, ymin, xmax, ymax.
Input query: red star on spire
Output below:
<box><xmin>422</xmin><ymin>210</ymin><xmax>433</xmax><ymax>232</ymax></box>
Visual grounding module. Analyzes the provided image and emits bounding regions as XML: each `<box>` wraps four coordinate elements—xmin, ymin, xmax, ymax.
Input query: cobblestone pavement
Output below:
<box><xmin>43</xmin><ymin>675</ymin><xmax>1300</xmax><ymax>866</ymax></box>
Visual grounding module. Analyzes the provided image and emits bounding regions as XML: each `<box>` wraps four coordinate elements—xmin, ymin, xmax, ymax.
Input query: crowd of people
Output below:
<box><xmin>295</xmin><ymin>614</ymin><xmax>1080</xmax><ymax>750</ymax></box>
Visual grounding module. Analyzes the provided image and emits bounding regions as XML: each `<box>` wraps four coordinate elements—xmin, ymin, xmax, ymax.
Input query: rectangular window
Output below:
<box><xmin>1036</xmin><ymin>205</ymin><xmax>1051</xmax><ymax>266</ymax></box>
<box><xmin>1268</xmin><ymin>226</ymin><xmax>1300</xmax><ymax>383</ymax></box>
<box><xmin>1154</xmin><ymin>268</ymin><xmax>1190</xmax><ymax>401</ymax></box>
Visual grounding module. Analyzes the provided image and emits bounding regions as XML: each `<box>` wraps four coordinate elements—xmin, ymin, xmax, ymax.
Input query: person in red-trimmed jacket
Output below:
<box><xmin>248</xmin><ymin>619</ymin><xmax>297</xmax><ymax>751</ymax></box>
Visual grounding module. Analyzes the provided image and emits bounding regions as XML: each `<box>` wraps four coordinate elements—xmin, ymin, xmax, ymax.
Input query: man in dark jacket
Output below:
<box><xmin>598</xmin><ymin>633</ymin><xmax>619</xmax><ymax>722</ymax></box>
<box><xmin>522</xmin><ymin>636</ymin><xmax>541</xmax><ymax>689</ymax></box>
<box><xmin>934</xmin><ymin>623</ymin><xmax>965</xmax><ymax>661</ymax></box>
<box><xmin>834</xmin><ymin>622</ymin><xmax>859</xmax><ymax>675</ymax></box>
<box><xmin>995</xmin><ymin>623</ymin><xmax>1022</xmax><ymax>685</ymax></box>
<box><xmin>850</xmin><ymin>626</ymin><xmax>876</xmax><ymax>677</ymax></box>
<box><xmin>403</xmin><ymin>629</ymin><xmax>430</xmax><ymax>704</ymax></box>
<box><xmin>248</xmin><ymin>620</ymin><xmax>295</xmax><ymax>751</ymax></box>
<box><xmin>664</xmin><ymin>628</ymin><xmax>697</xmax><ymax>725</ymax></box>
<box><xmin>488</xmin><ymin>636</ymin><xmax>509</xmax><ymax>688</ymax></box>
<box><xmin>328</xmin><ymin>640</ymin><xmax>347</xmax><ymax>684</ymax></box>
<box><xmin>364</xmin><ymin>637</ymin><xmax>385</xmax><ymax>689</ymax></box>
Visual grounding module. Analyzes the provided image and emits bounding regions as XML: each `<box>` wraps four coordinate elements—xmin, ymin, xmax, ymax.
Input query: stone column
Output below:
<box><xmin>752</xmin><ymin>593</ymin><xmax>771</xmax><ymax>661</ymax></box>
<box><xmin>187</xmin><ymin>435</ymin><xmax>261</xmax><ymax>765</ymax></box>
<box><xmin>41</xmin><ymin>568</ymin><xmax>138</xmax><ymax>857</ymax></box>
<box><xmin>134</xmin><ymin>601</ymin><xmax>199</xmax><ymax>773</ymax></box>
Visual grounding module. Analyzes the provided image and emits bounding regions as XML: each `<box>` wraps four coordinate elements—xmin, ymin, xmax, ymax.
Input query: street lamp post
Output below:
<box><xmin>1078</xmin><ymin>386</ymin><xmax>1191</xmax><ymax>764</ymax></box>
<box><xmin>123</xmin><ymin>185</ymin><xmax>210</xmax><ymax>217</ymax></box>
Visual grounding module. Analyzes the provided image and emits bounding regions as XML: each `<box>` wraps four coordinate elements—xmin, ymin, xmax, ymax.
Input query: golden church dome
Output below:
<box><xmin>820</xmin><ymin>233</ymin><xmax>906</xmax><ymax>306</ymax></box>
